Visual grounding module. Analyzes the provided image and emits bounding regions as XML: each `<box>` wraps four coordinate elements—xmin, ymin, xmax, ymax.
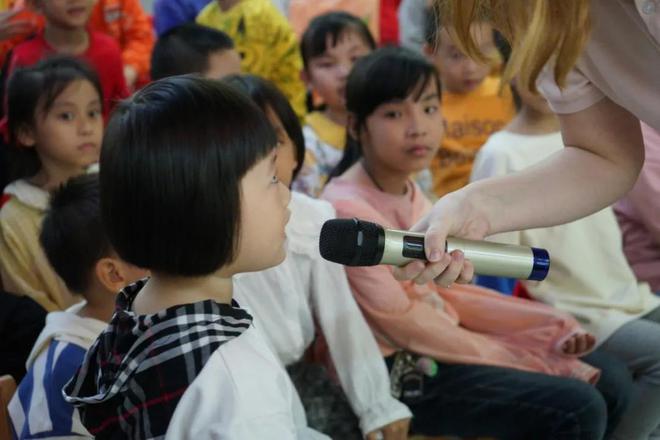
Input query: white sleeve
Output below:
<box><xmin>470</xmin><ymin>137</ymin><xmax>512</xmax><ymax>183</ymax></box>
<box><xmin>308</xmin><ymin>204</ymin><xmax>411</xmax><ymax>435</ymax></box>
<box><xmin>398</xmin><ymin>0</ymin><xmax>429</xmax><ymax>52</ymax></box>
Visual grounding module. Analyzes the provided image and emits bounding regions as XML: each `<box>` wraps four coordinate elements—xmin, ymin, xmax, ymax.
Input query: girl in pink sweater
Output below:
<box><xmin>321</xmin><ymin>47</ymin><xmax>631</xmax><ymax>440</ymax></box>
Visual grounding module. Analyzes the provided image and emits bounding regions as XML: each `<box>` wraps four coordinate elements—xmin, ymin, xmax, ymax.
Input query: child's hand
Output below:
<box><xmin>366</xmin><ymin>417</ymin><xmax>410</xmax><ymax>440</ymax></box>
<box><xmin>562</xmin><ymin>333</ymin><xmax>596</xmax><ymax>355</ymax></box>
<box><xmin>0</xmin><ymin>9</ymin><xmax>32</xmax><ymax>42</ymax></box>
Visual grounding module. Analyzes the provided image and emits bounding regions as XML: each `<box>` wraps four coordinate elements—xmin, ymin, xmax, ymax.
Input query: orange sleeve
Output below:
<box><xmin>89</xmin><ymin>0</ymin><xmax>155</xmax><ymax>79</ymax></box>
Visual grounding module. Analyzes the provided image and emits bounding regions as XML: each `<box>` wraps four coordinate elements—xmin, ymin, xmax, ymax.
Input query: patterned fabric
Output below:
<box><xmin>63</xmin><ymin>280</ymin><xmax>253</xmax><ymax>439</ymax></box>
<box><xmin>293</xmin><ymin>112</ymin><xmax>346</xmax><ymax>197</ymax></box>
<box><xmin>196</xmin><ymin>0</ymin><xmax>307</xmax><ymax>118</ymax></box>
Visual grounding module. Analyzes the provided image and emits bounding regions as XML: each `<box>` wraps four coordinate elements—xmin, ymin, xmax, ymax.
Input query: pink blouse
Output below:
<box><xmin>321</xmin><ymin>164</ymin><xmax>599</xmax><ymax>383</ymax></box>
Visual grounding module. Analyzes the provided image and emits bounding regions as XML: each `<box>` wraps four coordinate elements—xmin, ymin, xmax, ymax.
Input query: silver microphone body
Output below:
<box><xmin>319</xmin><ymin>218</ymin><xmax>550</xmax><ymax>281</ymax></box>
<box><xmin>382</xmin><ymin>229</ymin><xmax>547</xmax><ymax>280</ymax></box>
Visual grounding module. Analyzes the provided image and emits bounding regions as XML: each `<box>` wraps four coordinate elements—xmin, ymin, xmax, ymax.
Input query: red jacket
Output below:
<box><xmin>1</xmin><ymin>0</ymin><xmax>154</xmax><ymax>81</ymax></box>
<box><xmin>8</xmin><ymin>31</ymin><xmax>129</xmax><ymax>116</ymax></box>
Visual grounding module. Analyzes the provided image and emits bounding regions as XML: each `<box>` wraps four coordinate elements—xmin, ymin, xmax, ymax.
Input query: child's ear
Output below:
<box><xmin>95</xmin><ymin>258</ymin><xmax>123</xmax><ymax>294</ymax></box>
<box><xmin>95</xmin><ymin>257</ymin><xmax>148</xmax><ymax>294</ymax></box>
<box><xmin>16</xmin><ymin>125</ymin><xmax>36</xmax><ymax>148</ymax></box>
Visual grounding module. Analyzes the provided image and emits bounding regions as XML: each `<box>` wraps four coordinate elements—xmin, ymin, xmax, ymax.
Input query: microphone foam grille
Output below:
<box><xmin>319</xmin><ymin>218</ymin><xmax>382</xmax><ymax>266</ymax></box>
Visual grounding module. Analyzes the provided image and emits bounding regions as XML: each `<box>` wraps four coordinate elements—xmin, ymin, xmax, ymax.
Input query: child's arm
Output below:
<box><xmin>308</xmin><ymin>210</ymin><xmax>412</xmax><ymax>435</ymax></box>
<box><xmin>0</xmin><ymin>212</ymin><xmax>62</xmax><ymax>311</ymax></box>
<box><xmin>439</xmin><ymin>284</ymin><xmax>591</xmax><ymax>356</ymax></box>
<box><xmin>112</xmin><ymin>0</ymin><xmax>155</xmax><ymax>84</ymax></box>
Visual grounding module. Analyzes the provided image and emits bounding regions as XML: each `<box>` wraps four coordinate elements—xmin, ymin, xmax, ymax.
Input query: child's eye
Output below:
<box><xmin>271</xmin><ymin>175</ymin><xmax>280</xmax><ymax>184</ymax></box>
<box><xmin>58</xmin><ymin>112</ymin><xmax>75</xmax><ymax>121</ymax></box>
<box><xmin>384</xmin><ymin>111</ymin><xmax>402</xmax><ymax>119</ymax></box>
<box><xmin>425</xmin><ymin>105</ymin><xmax>438</xmax><ymax>114</ymax></box>
<box><xmin>89</xmin><ymin>109</ymin><xmax>102</xmax><ymax>118</ymax></box>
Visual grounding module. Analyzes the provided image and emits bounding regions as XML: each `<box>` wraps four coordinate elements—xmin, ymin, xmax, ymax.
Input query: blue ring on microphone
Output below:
<box><xmin>529</xmin><ymin>248</ymin><xmax>550</xmax><ymax>281</ymax></box>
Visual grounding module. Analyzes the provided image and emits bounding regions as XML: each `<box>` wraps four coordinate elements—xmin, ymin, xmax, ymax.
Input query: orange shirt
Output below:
<box><xmin>431</xmin><ymin>75</ymin><xmax>515</xmax><ymax>197</ymax></box>
<box><xmin>1</xmin><ymin>0</ymin><xmax>154</xmax><ymax>80</ymax></box>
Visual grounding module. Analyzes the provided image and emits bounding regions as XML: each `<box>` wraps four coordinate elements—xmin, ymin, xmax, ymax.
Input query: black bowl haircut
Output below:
<box><xmin>100</xmin><ymin>76</ymin><xmax>277</xmax><ymax>276</ymax></box>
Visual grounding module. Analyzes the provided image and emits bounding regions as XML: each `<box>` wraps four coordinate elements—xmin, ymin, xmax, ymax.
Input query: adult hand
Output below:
<box><xmin>393</xmin><ymin>188</ymin><xmax>485</xmax><ymax>286</ymax></box>
<box><xmin>0</xmin><ymin>9</ymin><xmax>33</xmax><ymax>42</ymax></box>
<box><xmin>366</xmin><ymin>417</ymin><xmax>411</xmax><ymax>440</ymax></box>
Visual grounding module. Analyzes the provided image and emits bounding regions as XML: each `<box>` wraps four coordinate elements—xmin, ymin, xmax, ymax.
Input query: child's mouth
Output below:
<box><xmin>406</xmin><ymin>145</ymin><xmax>432</xmax><ymax>158</ymax></box>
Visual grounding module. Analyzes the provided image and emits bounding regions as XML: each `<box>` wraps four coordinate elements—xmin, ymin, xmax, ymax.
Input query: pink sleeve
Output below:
<box><xmin>537</xmin><ymin>63</ymin><xmax>606</xmax><ymax>114</ymax></box>
<box><xmin>333</xmin><ymin>199</ymin><xmax>546</xmax><ymax>363</ymax></box>
<box><xmin>440</xmin><ymin>285</ymin><xmax>589</xmax><ymax>356</ymax></box>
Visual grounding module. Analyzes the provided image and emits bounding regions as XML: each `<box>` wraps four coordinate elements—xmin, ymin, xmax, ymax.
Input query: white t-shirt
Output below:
<box><xmin>167</xmin><ymin>324</ymin><xmax>329</xmax><ymax>439</ymax></box>
<box><xmin>234</xmin><ymin>191</ymin><xmax>411</xmax><ymax>435</ymax></box>
<box><xmin>471</xmin><ymin>130</ymin><xmax>660</xmax><ymax>343</ymax></box>
<box><xmin>537</xmin><ymin>0</ymin><xmax>660</xmax><ymax>131</ymax></box>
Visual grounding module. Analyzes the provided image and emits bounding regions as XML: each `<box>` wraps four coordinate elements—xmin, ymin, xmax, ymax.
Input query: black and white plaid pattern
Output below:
<box><xmin>63</xmin><ymin>279</ymin><xmax>253</xmax><ymax>439</ymax></box>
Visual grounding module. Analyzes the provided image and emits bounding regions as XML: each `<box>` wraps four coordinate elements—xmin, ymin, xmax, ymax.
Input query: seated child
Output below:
<box><xmin>0</xmin><ymin>57</ymin><xmax>103</xmax><ymax>311</ymax></box>
<box><xmin>422</xmin><ymin>10</ymin><xmax>515</xmax><ymax>197</ymax></box>
<box><xmin>62</xmin><ymin>76</ymin><xmax>327</xmax><ymax>439</ymax></box>
<box><xmin>2</xmin><ymin>0</ymin><xmax>154</xmax><ymax>89</ymax></box>
<box><xmin>294</xmin><ymin>11</ymin><xmax>376</xmax><ymax>197</ymax></box>
<box><xmin>225</xmin><ymin>74</ymin><xmax>412</xmax><ymax>440</ymax></box>
<box><xmin>196</xmin><ymin>0</ymin><xmax>307</xmax><ymax>118</ymax></box>
<box><xmin>150</xmin><ymin>23</ymin><xmax>241</xmax><ymax>80</ymax></box>
<box><xmin>471</xmin><ymin>77</ymin><xmax>660</xmax><ymax>440</ymax></box>
<box><xmin>153</xmin><ymin>0</ymin><xmax>212</xmax><ymax>36</ymax></box>
<box><xmin>615</xmin><ymin>121</ymin><xmax>660</xmax><ymax>294</ymax></box>
<box><xmin>8</xmin><ymin>0</ymin><xmax>128</xmax><ymax>117</ymax></box>
<box><xmin>321</xmin><ymin>47</ymin><xmax>631</xmax><ymax>439</ymax></box>
<box><xmin>8</xmin><ymin>174</ymin><xmax>148</xmax><ymax>439</ymax></box>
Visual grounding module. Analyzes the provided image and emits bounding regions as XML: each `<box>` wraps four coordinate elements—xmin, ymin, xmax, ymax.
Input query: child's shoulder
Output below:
<box><xmin>167</xmin><ymin>324</ymin><xmax>303</xmax><ymax>437</ymax></box>
<box><xmin>11</xmin><ymin>33</ymin><xmax>48</xmax><ymax>64</ymax></box>
<box><xmin>0</xmin><ymin>180</ymin><xmax>47</xmax><ymax>222</ymax></box>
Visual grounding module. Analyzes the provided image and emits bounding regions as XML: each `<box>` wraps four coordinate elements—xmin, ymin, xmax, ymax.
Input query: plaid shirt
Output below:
<box><xmin>63</xmin><ymin>279</ymin><xmax>253</xmax><ymax>439</ymax></box>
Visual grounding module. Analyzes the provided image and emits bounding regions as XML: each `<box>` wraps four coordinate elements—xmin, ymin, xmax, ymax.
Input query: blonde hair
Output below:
<box><xmin>433</xmin><ymin>0</ymin><xmax>591</xmax><ymax>93</ymax></box>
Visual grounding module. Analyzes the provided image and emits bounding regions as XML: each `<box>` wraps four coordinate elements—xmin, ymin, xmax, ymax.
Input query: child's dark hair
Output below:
<box><xmin>101</xmin><ymin>76</ymin><xmax>276</xmax><ymax>276</ymax></box>
<box><xmin>300</xmin><ymin>11</ymin><xmax>377</xmax><ymax>70</ymax></box>
<box><xmin>223</xmin><ymin>74</ymin><xmax>305</xmax><ymax>182</ymax></box>
<box><xmin>6</xmin><ymin>56</ymin><xmax>103</xmax><ymax>182</ymax></box>
<box><xmin>329</xmin><ymin>47</ymin><xmax>441</xmax><ymax>180</ymax></box>
<box><xmin>151</xmin><ymin>23</ymin><xmax>236</xmax><ymax>80</ymax></box>
<box><xmin>40</xmin><ymin>174</ymin><xmax>109</xmax><ymax>294</ymax></box>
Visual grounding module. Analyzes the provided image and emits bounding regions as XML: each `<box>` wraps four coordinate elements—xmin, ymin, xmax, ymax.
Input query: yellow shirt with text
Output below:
<box><xmin>432</xmin><ymin>76</ymin><xmax>515</xmax><ymax>197</ymax></box>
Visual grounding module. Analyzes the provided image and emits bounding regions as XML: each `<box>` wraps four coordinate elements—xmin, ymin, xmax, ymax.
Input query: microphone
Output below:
<box><xmin>319</xmin><ymin>218</ymin><xmax>550</xmax><ymax>281</ymax></box>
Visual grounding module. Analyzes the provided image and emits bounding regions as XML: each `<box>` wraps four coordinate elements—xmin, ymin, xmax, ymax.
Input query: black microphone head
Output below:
<box><xmin>319</xmin><ymin>218</ymin><xmax>385</xmax><ymax>266</ymax></box>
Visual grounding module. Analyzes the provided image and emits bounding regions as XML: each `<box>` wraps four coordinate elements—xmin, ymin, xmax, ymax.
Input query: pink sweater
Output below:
<box><xmin>615</xmin><ymin>122</ymin><xmax>660</xmax><ymax>292</ymax></box>
<box><xmin>321</xmin><ymin>164</ymin><xmax>599</xmax><ymax>383</ymax></box>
